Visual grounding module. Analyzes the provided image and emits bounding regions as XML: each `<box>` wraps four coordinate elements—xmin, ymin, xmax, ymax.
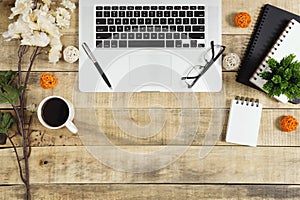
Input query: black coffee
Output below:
<box><xmin>42</xmin><ymin>98</ymin><xmax>69</xmax><ymax>127</ymax></box>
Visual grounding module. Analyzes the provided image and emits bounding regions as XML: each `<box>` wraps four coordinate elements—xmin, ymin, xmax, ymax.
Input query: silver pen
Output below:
<box><xmin>82</xmin><ymin>42</ymin><xmax>112</xmax><ymax>89</ymax></box>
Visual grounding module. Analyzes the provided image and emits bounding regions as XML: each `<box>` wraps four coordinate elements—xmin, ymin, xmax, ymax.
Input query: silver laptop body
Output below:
<box><xmin>79</xmin><ymin>0</ymin><xmax>222</xmax><ymax>92</ymax></box>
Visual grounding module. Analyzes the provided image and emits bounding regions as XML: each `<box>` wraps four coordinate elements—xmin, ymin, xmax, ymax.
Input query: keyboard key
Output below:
<box><xmin>182</xmin><ymin>6</ymin><xmax>189</xmax><ymax>10</ymax></box>
<box><xmin>135</xmin><ymin>6</ymin><xmax>142</xmax><ymax>10</ymax></box>
<box><xmin>155</xmin><ymin>26</ymin><xmax>161</xmax><ymax>32</ymax></box>
<box><xmin>128</xmin><ymin>33</ymin><xmax>135</xmax><ymax>39</ymax></box>
<box><xmin>120</xmin><ymin>6</ymin><xmax>126</xmax><ymax>10</ymax></box>
<box><xmin>198</xmin><ymin>6</ymin><xmax>205</xmax><ymax>10</ymax></box>
<box><xmin>109</xmin><ymin>26</ymin><xmax>116</xmax><ymax>32</ymax></box>
<box><xmin>115</xmin><ymin>18</ymin><xmax>121</xmax><ymax>24</ymax></box>
<box><xmin>183</xmin><ymin>43</ymin><xmax>189</xmax><ymax>48</ymax></box>
<box><xmin>128</xmin><ymin>40</ymin><xmax>165</xmax><ymax>47</ymax></box>
<box><xmin>117</xmin><ymin>26</ymin><xmax>123</xmax><ymax>32</ymax></box>
<box><xmin>191</xmin><ymin>18</ymin><xmax>197</xmax><ymax>24</ymax></box>
<box><xmin>112</xmin><ymin>6</ymin><xmax>118</xmax><ymax>10</ymax></box>
<box><xmin>125</xmin><ymin>26</ymin><xmax>131</xmax><ymax>32</ymax></box>
<box><xmin>190</xmin><ymin>6</ymin><xmax>196</xmax><ymax>10</ymax></box>
<box><xmin>166</xmin><ymin>33</ymin><xmax>172</xmax><ymax>39</ymax></box>
<box><xmin>195</xmin><ymin>11</ymin><xmax>205</xmax><ymax>17</ymax></box>
<box><xmin>111</xmin><ymin>11</ymin><xmax>118</xmax><ymax>17</ymax></box>
<box><xmin>177</xmin><ymin>26</ymin><xmax>184</xmax><ymax>32</ymax></box>
<box><xmin>172</xmin><ymin>11</ymin><xmax>178</xmax><ymax>17</ymax></box>
<box><xmin>187</xmin><ymin>11</ymin><xmax>193</xmax><ymax>17</ymax></box>
<box><xmin>175</xmin><ymin>40</ymin><xmax>182</xmax><ymax>47</ymax></box>
<box><xmin>151</xmin><ymin>6</ymin><xmax>158</xmax><ymax>10</ymax></box>
<box><xmin>136</xmin><ymin>33</ymin><xmax>143</xmax><ymax>39</ymax></box>
<box><xmin>96</xmin><ymin>11</ymin><xmax>102</xmax><ymax>17</ymax></box>
<box><xmin>153</xmin><ymin>18</ymin><xmax>160</xmax><ymax>24</ymax></box>
<box><xmin>174</xmin><ymin>33</ymin><xmax>180</xmax><ymax>39</ymax></box>
<box><xmin>96</xmin><ymin>19</ymin><xmax>106</xmax><ymax>24</ymax></box>
<box><xmin>134</xmin><ymin>11</ymin><xmax>140</xmax><ymax>17</ymax></box>
<box><xmin>151</xmin><ymin>33</ymin><xmax>157</xmax><ymax>39</ymax></box>
<box><xmin>132</xmin><ymin>26</ymin><xmax>138</xmax><ymax>31</ymax></box>
<box><xmin>123</xmin><ymin>18</ymin><xmax>129</xmax><ymax>24</ymax></box>
<box><xmin>104</xmin><ymin>40</ymin><xmax>110</xmax><ymax>48</ymax></box>
<box><xmin>107</xmin><ymin>18</ymin><xmax>114</xmax><ymax>24</ymax></box>
<box><xmin>198</xmin><ymin>18</ymin><xmax>205</xmax><ymax>24</ymax></box>
<box><xmin>174</xmin><ymin>6</ymin><xmax>181</xmax><ymax>10</ymax></box>
<box><xmin>162</xmin><ymin>26</ymin><xmax>168</xmax><ymax>32</ymax></box>
<box><xmin>97</xmin><ymin>33</ymin><xmax>112</xmax><ymax>39</ymax></box>
<box><xmin>126</xmin><ymin>11</ymin><xmax>133</xmax><ymax>17</ymax></box>
<box><xmin>119</xmin><ymin>11</ymin><xmax>125</xmax><ymax>17</ymax></box>
<box><xmin>176</xmin><ymin>18</ymin><xmax>182</xmax><ymax>24</ymax></box>
<box><xmin>147</xmin><ymin>26</ymin><xmax>154</xmax><ymax>32</ymax></box>
<box><xmin>111</xmin><ymin>40</ymin><xmax>118</xmax><ymax>48</ymax></box>
<box><xmin>104</xmin><ymin>6</ymin><xmax>111</xmax><ymax>10</ymax></box>
<box><xmin>138</xmin><ymin>18</ymin><xmax>144</xmax><ymax>24</ymax></box>
<box><xmin>140</xmin><ymin>26</ymin><xmax>146</xmax><ymax>32</ymax></box>
<box><xmin>166</xmin><ymin>40</ymin><xmax>174</xmax><ymax>47</ymax></box>
<box><xmin>168</xmin><ymin>18</ymin><xmax>174</xmax><ymax>24</ymax></box>
<box><xmin>185</xmin><ymin>26</ymin><xmax>191</xmax><ymax>32</ymax></box>
<box><xmin>167</xmin><ymin>6</ymin><xmax>173</xmax><ymax>10</ymax></box>
<box><xmin>96</xmin><ymin>6</ymin><xmax>103</xmax><ymax>10</ymax></box>
<box><xmin>181</xmin><ymin>33</ymin><xmax>187</xmax><ymax>39</ymax></box>
<box><xmin>113</xmin><ymin>33</ymin><xmax>119</xmax><ymax>39</ymax></box>
<box><xmin>149</xmin><ymin>11</ymin><xmax>155</xmax><ymax>17</ymax></box>
<box><xmin>193</xmin><ymin>26</ymin><xmax>205</xmax><ymax>32</ymax></box>
<box><xmin>141</xmin><ymin>11</ymin><xmax>148</xmax><ymax>17</ymax></box>
<box><xmin>191</xmin><ymin>40</ymin><xmax>197</xmax><ymax>48</ymax></box>
<box><xmin>121</xmin><ymin>33</ymin><xmax>127</xmax><ymax>39</ymax></box>
<box><xmin>96</xmin><ymin>26</ymin><xmax>108</xmax><ymax>32</ymax></box>
<box><xmin>104</xmin><ymin>11</ymin><xmax>110</xmax><ymax>17</ymax></box>
<box><xmin>145</xmin><ymin>18</ymin><xmax>152</xmax><ymax>24</ymax></box>
<box><xmin>189</xmin><ymin>33</ymin><xmax>205</xmax><ymax>39</ymax></box>
<box><xmin>143</xmin><ymin>6</ymin><xmax>150</xmax><ymax>10</ymax></box>
<box><xmin>119</xmin><ymin>40</ymin><xmax>127</xmax><ymax>47</ymax></box>
<box><xmin>127</xmin><ymin>6</ymin><xmax>134</xmax><ymax>10</ymax></box>
<box><xmin>159</xmin><ymin>6</ymin><xmax>165</xmax><ymax>10</ymax></box>
<box><xmin>96</xmin><ymin>40</ymin><xmax>103</xmax><ymax>47</ymax></box>
<box><xmin>157</xmin><ymin>11</ymin><xmax>163</xmax><ymax>17</ymax></box>
<box><xmin>158</xmin><ymin>33</ymin><xmax>165</xmax><ymax>39</ymax></box>
<box><xmin>143</xmin><ymin>33</ymin><xmax>150</xmax><ymax>39</ymax></box>
<box><xmin>198</xmin><ymin>43</ymin><xmax>205</xmax><ymax>48</ymax></box>
<box><xmin>179</xmin><ymin>11</ymin><xmax>185</xmax><ymax>17</ymax></box>
<box><xmin>183</xmin><ymin>18</ymin><xmax>189</xmax><ymax>24</ymax></box>
<box><xmin>170</xmin><ymin>26</ymin><xmax>176</xmax><ymax>32</ymax></box>
<box><xmin>164</xmin><ymin>11</ymin><xmax>170</xmax><ymax>17</ymax></box>
<box><xmin>130</xmin><ymin>19</ymin><xmax>137</xmax><ymax>24</ymax></box>
<box><xmin>160</xmin><ymin>18</ymin><xmax>167</xmax><ymax>24</ymax></box>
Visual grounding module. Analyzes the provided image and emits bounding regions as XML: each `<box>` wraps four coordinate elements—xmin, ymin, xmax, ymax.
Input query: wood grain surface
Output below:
<box><xmin>0</xmin><ymin>0</ymin><xmax>300</xmax><ymax>199</ymax></box>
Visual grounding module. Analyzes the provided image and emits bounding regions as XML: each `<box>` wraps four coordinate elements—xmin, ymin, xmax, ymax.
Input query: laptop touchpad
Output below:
<box><xmin>129</xmin><ymin>54</ymin><xmax>172</xmax><ymax>86</ymax></box>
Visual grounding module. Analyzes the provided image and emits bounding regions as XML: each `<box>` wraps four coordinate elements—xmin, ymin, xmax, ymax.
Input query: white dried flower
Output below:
<box><xmin>55</xmin><ymin>7</ymin><xmax>71</xmax><ymax>28</ymax></box>
<box><xmin>26</xmin><ymin>103</ymin><xmax>37</xmax><ymax>113</ymax></box>
<box><xmin>61</xmin><ymin>0</ymin><xmax>76</xmax><ymax>12</ymax></box>
<box><xmin>9</xmin><ymin>0</ymin><xmax>33</xmax><ymax>20</ymax></box>
<box><xmin>2</xmin><ymin>16</ymin><xmax>33</xmax><ymax>41</ymax></box>
<box><xmin>21</xmin><ymin>31</ymin><xmax>50</xmax><ymax>47</ymax></box>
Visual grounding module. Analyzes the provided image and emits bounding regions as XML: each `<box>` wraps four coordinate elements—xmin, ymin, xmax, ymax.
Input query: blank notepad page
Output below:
<box><xmin>226</xmin><ymin>97</ymin><xmax>263</xmax><ymax>147</ymax></box>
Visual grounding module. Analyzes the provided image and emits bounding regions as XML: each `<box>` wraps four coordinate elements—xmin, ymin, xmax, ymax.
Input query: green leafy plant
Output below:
<box><xmin>0</xmin><ymin>112</ymin><xmax>15</xmax><ymax>134</ymax></box>
<box><xmin>260</xmin><ymin>54</ymin><xmax>300</xmax><ymax>100</ymax></box>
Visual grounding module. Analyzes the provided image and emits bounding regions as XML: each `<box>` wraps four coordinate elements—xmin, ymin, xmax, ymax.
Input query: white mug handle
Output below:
<box><xmin>65</xmin><ymin>120</ymin><xmax>78</xmax><ymax>134</ymax></box>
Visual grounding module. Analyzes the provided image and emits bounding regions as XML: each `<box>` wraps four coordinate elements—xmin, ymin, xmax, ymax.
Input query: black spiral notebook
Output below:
<box><xmin>236</xmin><ymin>4</ymin><xmax>300</xmax><ymax>104</ymax></box>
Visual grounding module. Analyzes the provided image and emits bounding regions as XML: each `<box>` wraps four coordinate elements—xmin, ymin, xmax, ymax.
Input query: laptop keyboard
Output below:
<box><xmin>95</xmin><ymin>5</ymin><xmax>206</xmax><ymax>48</ymax></box>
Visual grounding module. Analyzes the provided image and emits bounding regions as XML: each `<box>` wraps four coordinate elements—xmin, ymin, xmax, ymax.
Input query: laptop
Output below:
<box><xmin>79</xmin><ymin>0</ymin><xmax>222</xmax><ymax>92</ymax></box>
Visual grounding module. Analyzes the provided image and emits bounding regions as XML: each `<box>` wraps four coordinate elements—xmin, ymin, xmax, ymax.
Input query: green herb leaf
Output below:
<box><xmin>0</xmin><ymin>112</ymin><xmax>14</xmax><ymax>134</ymax></box>
<box><xmin>271</xmin><ymin>75</ymin><xmax>282</xmax><ymax>84</ymax></box>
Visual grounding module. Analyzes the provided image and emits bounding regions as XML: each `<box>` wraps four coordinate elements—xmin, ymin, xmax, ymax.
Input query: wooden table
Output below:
<box><xmin>1</xmin><ymin>0</ymin><xmax>300</xmax><ymax>199</ymax></box>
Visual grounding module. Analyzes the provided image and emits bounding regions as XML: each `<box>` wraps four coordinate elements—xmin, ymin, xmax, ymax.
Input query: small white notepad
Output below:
<box><xmin>250</xmin><ymin>19</ymin><xmax>300</xmax><ymax>103</ymax></box>
<box><xmin>226</xmin><ymin>97</ymin><xmax>263</xmax><ymax>147</ymax></box>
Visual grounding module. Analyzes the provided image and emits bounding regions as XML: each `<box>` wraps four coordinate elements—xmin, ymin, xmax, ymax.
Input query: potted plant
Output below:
<box><xmin>260</xmin><ymin>54</ymin><xmax>300</xmax><ymax>101</ymax></box>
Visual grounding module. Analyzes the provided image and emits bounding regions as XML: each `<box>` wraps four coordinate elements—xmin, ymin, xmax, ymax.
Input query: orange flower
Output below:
<box><xmin>40</xmin><ymin>73</ymin><xmax>57</xmax><ymax>89</ymax></box>
<box><xmin>280</xmin><ymin>116</ymin><xmax>299</xmax><ymax>132</ymax></box>
<box><xmin>234</xmin><ymin>12</ymin><xmax>252</xmax><ymax>28</ymax></box>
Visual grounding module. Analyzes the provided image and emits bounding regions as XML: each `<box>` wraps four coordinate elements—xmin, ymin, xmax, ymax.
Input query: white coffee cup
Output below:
<box><xmin>37</xmin><ymin>96</ymin><xmax>78</xmax><ymax>134</ymax></box>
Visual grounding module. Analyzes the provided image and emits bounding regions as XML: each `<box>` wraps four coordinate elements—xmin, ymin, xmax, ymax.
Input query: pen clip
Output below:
<box><xmin>82</xmin><ymin>42</ymin><xmax>97</xmax><ymax>63</ymax></box>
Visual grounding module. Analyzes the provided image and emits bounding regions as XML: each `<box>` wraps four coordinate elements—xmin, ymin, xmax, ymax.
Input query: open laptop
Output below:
<box><xmin>79</xmin><ymin>0</ymin><xmax>222</xmax><ymax>92</ymax></box>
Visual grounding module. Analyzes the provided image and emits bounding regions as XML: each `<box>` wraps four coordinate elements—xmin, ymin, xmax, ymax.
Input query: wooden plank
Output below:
<box><xmin>1</xmin><ymin>146</ymin><xmax>300</xmax><ymax>184</ymax></box>
<box><xmin>20</xmin><ymin>72</ymin><xmax>300</xmax><ymax>109</ymax></box>
<box><xmin>1</xmin><ymin>184</ymin><xmax>300</xmax><ymax>200</ymax></box>
<box><xmin>0</xmin><ymin>108</ymin><xmax>299</xmax><ymax>147</ymax></box>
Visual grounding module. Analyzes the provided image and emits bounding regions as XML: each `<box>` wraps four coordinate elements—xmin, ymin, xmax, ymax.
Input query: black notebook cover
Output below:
<box><xmin>236</xmin><ymin>4</ymin><xmax>300</xmax><ymax>104</ymax></box>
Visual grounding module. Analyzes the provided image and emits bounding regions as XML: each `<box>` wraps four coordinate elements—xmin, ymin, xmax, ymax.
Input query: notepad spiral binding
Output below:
<box><xmin>251</xmin><ymin>19</ymin><xmax>297</xmax><ymax>81</ymax></box>
<box><xmin>237</xmin><ymin>5</ymin><xmax>270</xmax><ymax>78</ymax></box>
<box><xmin>235</xmin><ymin>96</ymin><xmax>260</xmax><ymax>107</ymax></box>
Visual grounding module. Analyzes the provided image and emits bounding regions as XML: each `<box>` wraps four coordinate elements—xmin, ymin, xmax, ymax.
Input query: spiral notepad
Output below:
<box><xmin>249</xmin><ymin>19</ymin><xmax>300</xmax><ymax>103</ymax></box>
<box><xmin>226</xmin><ymin>96</ymin><xmax>263</xmax><ymax>147</ymax></box>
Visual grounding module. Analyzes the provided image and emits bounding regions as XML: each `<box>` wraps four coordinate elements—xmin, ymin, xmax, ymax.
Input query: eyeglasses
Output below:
<box><xmin>181</xmin><ymin>41</ymin><xmax>226</xmax><ymax>88</ymax></box>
